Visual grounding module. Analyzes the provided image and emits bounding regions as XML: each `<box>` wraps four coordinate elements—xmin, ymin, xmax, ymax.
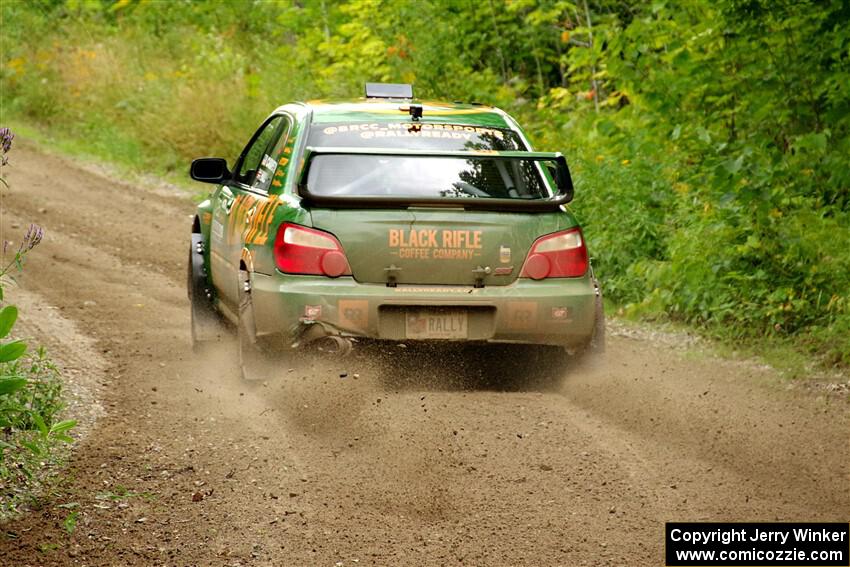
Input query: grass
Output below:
<box><xmin>609</xmin><ymin>310</ymin><xmax>846</xmax><ymax>386</ymax></box>
<box><xmin>711</xmin><ymin>339</ymin><xmax>824</xmax><ymax>383</ymax></box>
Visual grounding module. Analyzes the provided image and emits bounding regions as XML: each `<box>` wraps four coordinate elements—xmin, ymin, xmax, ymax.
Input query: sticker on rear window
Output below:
<box><xmin>322</xmin><ymin>123</ymin><xmax>505</xmax><ymax>141</ymax></box>
<box><xmin>309</xmin><ymin>122</ymin><xmax>526</xmax><ymax>151</ymax></box>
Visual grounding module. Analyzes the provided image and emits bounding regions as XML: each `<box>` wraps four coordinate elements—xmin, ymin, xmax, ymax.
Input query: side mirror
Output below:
<box><xmin>190</xmin><ymin>158</ymin><xmax>231</xmax><ymax>184</ymax></box>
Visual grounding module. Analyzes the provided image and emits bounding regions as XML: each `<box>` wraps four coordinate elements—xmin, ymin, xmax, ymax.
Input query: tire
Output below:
<box><xmin>237</xmin><ymin>271</ymin><xmax>268</xmax><ymax>382</ymax></box>
<box><xmin>188</xmin><ymin>233</ymin><xmax>223</xmax><ymax>352</ymax></box>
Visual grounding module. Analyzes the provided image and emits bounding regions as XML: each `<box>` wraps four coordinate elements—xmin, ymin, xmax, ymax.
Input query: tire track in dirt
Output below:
<box><xmin>0</xmin><ymin>144</ymin><xmax>847</xmax><ymax>566</ymax></box>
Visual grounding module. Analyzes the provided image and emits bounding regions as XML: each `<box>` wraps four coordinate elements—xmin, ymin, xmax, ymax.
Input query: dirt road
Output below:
<box><xmin>1</xmin><ymin>144</ymin><xmax>847</xmax><ymax>566</ymax></box>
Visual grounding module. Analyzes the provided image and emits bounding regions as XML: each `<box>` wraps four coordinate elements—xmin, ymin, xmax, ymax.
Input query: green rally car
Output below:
<box><xmin>188</xmin><ymin>83</ymin><xmax>603</xmax><ymax>379</ymax></box>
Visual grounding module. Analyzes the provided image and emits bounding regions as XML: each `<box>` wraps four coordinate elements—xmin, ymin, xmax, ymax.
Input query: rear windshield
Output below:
<box><xmin>305</xmin><ymin>155</ymin><xmax>552</xmax><ymax>200</ymax></box>
<box><xmin>307</xmin><ymin>122</ymin><xmax>526</xmax><ymax>151</ymax></box>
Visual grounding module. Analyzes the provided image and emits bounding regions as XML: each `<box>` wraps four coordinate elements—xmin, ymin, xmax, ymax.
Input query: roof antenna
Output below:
<box><xmin>408</xmin><ymin>104</ymin><xmax>423</xmax><ymax>121</ymax></box>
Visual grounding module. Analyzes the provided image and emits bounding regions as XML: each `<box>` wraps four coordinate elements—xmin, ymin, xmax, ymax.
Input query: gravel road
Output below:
<box><xmin>1</xmin><ymin>144</ymin><xmax>847</xmax><ymax>566</ymax></box>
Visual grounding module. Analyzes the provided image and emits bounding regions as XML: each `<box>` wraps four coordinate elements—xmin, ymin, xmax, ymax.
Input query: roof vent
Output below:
<box><xmin>365</xmin><ymin>82</ymin><xmax>413</xmax><ymax>99</ymax></box>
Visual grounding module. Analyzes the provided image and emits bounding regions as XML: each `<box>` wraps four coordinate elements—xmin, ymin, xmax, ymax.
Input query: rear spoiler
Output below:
<box><xmin>296</xmin><ymin>147</ymin><xmax>574</xmax><ymax>212</ymax></box>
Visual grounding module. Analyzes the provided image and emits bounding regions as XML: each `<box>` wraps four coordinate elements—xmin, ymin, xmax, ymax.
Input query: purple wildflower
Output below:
<box><xmin>0</xmin><ymin>127</ymin><xmax>14</xmax><ymax>167</ymax></box>
<box><xmin>20</xmin><ymin>224</ymin><xmax>44</xmax><ymax>252</ymax></box>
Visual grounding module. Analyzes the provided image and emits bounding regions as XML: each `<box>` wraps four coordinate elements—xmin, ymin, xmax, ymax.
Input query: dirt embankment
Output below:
<box><xmin>0</xmin><ymin>144</ymin><xmax>847</xmax><ymax>566</ymax></box>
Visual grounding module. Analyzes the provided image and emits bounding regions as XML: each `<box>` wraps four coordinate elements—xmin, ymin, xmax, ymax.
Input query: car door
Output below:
<box><xmin>210</xmin><ymin>115</ymin><xmax>288</xmax><ymax>310</ymax></box>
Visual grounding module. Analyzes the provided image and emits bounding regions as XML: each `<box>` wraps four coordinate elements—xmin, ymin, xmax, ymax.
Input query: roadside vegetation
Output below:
<box><xmin>0</xmin><ymin>129</ymin><xmax>76</xmax><ymax>518</ymax></box>
<box><xmin>1</xmin><ymin>0</ymin><xmax>848</xmax><ymax>369</ymax></box>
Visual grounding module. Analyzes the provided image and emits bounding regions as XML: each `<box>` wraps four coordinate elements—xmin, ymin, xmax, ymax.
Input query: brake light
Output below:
<box><xmin>520</xmin><ymin>228</ymin><xmax>588</xmax><ymax>279</ymax></box>
<box><xmin>273</xmin><ymin>223</ymin><xmax>352</xmax><ymax>277</ymax></box>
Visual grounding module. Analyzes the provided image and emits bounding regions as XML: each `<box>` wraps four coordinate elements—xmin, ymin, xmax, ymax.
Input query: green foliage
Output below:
<box><xmin>0</xmin><ymin>341</ymin><xmax>75</xmax><ymax>516</ymax></box>
<box><xmin>583</xmin><ymin>0</ymin><xmax>850</xmax><ymax>366</ymax></box>
<box><xmin>3</xmin><ymin>347</ymin><xmax>69</xmax><ymax>432</ymax></box>
<box><xmin>2</xmin><ymin>0</ymin><xmax>848</xmax><ymax>366</ymax></box>
<box><xmin>63</xmin><ymin>509</ymin><xmax>79</xmax><ymax>534</ymax></box>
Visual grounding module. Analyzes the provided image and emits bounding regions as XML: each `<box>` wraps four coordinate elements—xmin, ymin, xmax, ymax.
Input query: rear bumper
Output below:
<box><xmin>250</xmin><ymin>272</ymin><xmax>597</xmax><ymax>349</ymax></box>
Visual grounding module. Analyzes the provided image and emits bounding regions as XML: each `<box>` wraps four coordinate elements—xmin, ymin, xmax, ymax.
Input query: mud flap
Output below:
<box><xmin>237</xmin><ymin>272</ymin><xmax>275</xmax><ymax>382</ymax></box>
<box><xmin>568</xmin><ymin>267</ymin><xmax>605</xmax><ymax>359</ymax></box>
<box><xmin>188</xmin><ymin>232</ymin><xmax>224</xmax><ymax>349</ymax></box>
<box><xmin>590</xmin><ymin>287</ymin><xmax>606</xmax><ymax>353</ymax></box>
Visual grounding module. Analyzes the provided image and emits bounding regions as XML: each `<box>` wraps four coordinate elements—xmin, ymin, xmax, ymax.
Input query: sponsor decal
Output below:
<box><xmin>392</xmin><ymin>287</ymin><xmax>477</xmax><ymax>294</ymax></box>
<box><xmin>551</xmin><ymin>307</ymin><xmax>572</xmax><ymax>322</ymax></box>
<box><xmin>505</xmin><ymin>301</ymin><xmax>538</xmax><ymax>330</ymax></box>
<box><xmin>261</xmin><ymin>154</ymin><xmax>277</xmax><ymax>172</ymax></box>
<box><xmin>321</xmin><ymin>122</ymin><xmax>505</xmax><ymax>141</ymax></box>
<box><xmin>227</xmin><ymin>194</ymin><xmax>255</xmax><ymax>240</ymax></box>
<box><xmin>499</xmin><ymin>245</ymin><xmax>511</xmax><ymax>264</ymax></box>
<box><xmin>226</xmin><ymin>194</ymin><xmax>279</xmax><ymax>246</ymax></box>
<box><xmin>388</xmin><ymin>228</ymin><xmax>482</xmax><ymax>261</ymax></box>
<box><xmin>338</xmin><ymin>299</ymin><xmax>368</xmax><ymax>329</ymax></box>
<box><xmin>272</xmin><ymin>139</ymin><xmax>295</xmax><ymax>188</ymax></box>
<box><xmin>244</xmin><ymin>199</ymin><xmax>281</xmax><ymax>245</ymax></box>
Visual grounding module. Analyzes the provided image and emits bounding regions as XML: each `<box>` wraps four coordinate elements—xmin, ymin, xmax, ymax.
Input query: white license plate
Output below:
<box><xmin>405</xmin><ymin>309</ymin><xmax>468</xmax><ymax>340</ymax></box>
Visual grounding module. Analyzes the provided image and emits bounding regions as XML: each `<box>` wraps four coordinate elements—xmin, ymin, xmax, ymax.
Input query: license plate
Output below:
<box><xmin>405</xmin><ymin>309</ymin><xmax>467</xmax><ymax>340</ymax></box>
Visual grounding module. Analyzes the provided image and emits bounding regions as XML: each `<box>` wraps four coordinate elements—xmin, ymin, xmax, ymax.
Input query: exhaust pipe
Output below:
<box><xmin>292</xmin><ymin>320</ymin><xmax>354</xmax><ymax>357</ymax></box>
<box><xmin>313</xmin><ymin>335</ymin><xmax>353</xmax><ymax>357</ymax></box>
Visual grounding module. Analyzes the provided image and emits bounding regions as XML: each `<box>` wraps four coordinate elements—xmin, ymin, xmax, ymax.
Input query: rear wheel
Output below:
<box><xmin>237</xmin><ymin>271</ymin><xmax>270</xmax><ymax>382</ymax></box>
